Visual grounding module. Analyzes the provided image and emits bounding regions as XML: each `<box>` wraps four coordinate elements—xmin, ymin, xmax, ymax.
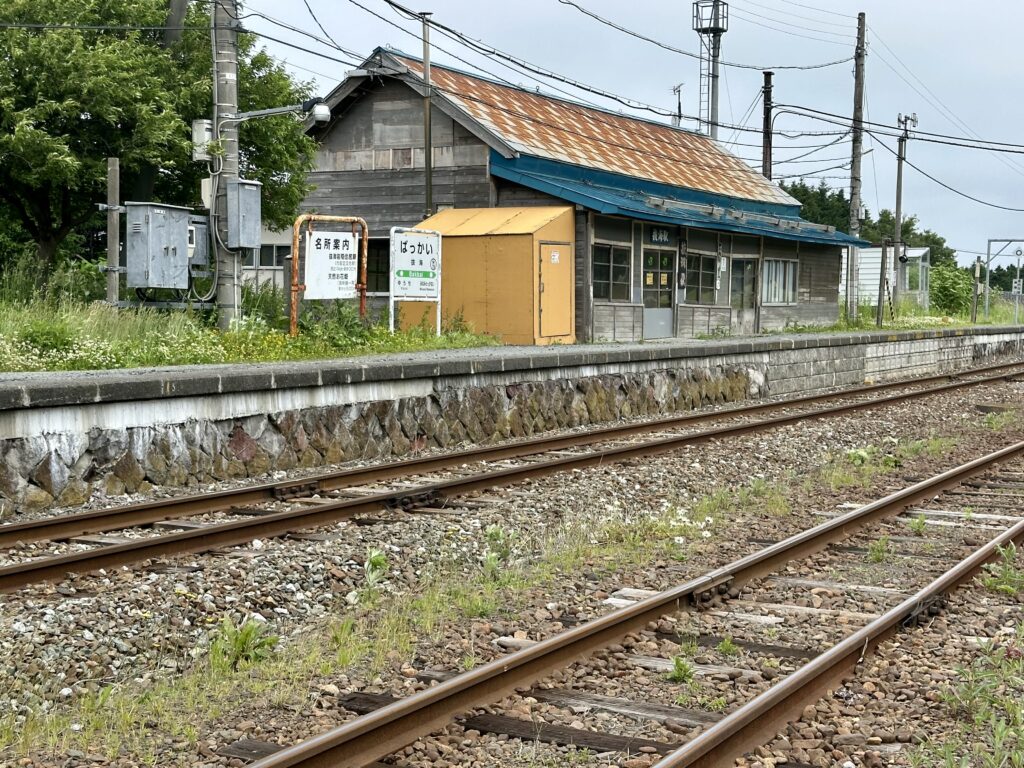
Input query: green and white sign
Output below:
<box><xmin>389</xmin><ymin>227</ymin><xmax>442</xmax><ymax>334</ymax></box>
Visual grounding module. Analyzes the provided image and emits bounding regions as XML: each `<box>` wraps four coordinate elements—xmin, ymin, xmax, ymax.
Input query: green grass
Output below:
<box><xmin>666</xmin><ymin>656</ymin><xmax>695</xmax><ymax>683</ymax></box>
<box><xmin>981</xmin><ymin>544</ymin><xmax>1024</xmax><ymax>597</ymax></box>
<box><xmin>816</xmin><ymin>437</ymin><xmax>956</xmax><ymax>492</ymax></box>
<box><xmin>908</xmin><ymin>514</ymin><xmax>928</xmax><ymax>536</ymax></box>
<box><xmin>866</xmin><ymin>535</ymin><xmax>891</xmax><ymax>564</ymax></box>
<box><xmin>908</xmin><ymin>627</ymin><xmax>1024</xmax><ymax>767</ymax></box>
<box><xmin>0</xmin><ymin>296</ymin><xmax>497</xmax><ymax>372</ymax></box>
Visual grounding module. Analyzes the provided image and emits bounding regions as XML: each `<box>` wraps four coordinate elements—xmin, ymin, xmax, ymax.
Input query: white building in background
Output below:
<box><xmin>240</xmin><ymin>227</ymin><xmax>292</xmax><ymax>292</ymax></box>
<box><xmin>841</xmin><ymin>246</ymin><xmax>930</xmax><ymax>310</ymax></box>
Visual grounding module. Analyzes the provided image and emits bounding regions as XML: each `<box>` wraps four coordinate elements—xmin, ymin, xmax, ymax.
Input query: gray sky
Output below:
<box><xmin>242</xmin><ymin>0</ymin><xmax>1024</xmax><ymax>268</ymax></box>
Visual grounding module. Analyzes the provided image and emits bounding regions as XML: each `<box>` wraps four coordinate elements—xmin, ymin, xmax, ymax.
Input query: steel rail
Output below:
<box><xmin>654</xmin><ymin>514</ymin><xmax>1024</xmax><ymax>767</ymax></box>
<box><xmin>244</xmin><ymin>440</ymin><xmax>1024</xmax><ymax>768</ymax></box>
<box><xmin>3</xmin><ymin>360</ymin><xmax>1022</xmax><ymax>550</ymax></box>
<box><xmin>1</xmin><ymin>375</ymin><xmax>1018</xmax><ymax>594</ymax></box>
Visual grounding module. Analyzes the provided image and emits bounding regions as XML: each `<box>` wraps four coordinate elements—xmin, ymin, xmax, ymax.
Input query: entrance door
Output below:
<box><xmin>731</xmin><ymin>259</ymin><xmax>757</xmax><ymax>334</ymax></box>
<box><xmin>539</xmin><ymin>242</ymin><xmax>572</xmax><ymax>338</ymax></box>
<box><xmin>642</xmin><ymin>248</ymin><xmax>675</xmax><ymax>339</ymax></box>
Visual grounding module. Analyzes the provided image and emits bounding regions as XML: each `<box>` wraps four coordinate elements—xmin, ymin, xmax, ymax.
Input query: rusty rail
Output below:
<box><xmin>3</xmin><ymin>360</ymin><xmax>1022</xmax><ymax>553</ymax></box>
<box><xmin>245</xmin><ymin>440</ymin><xmax>1024</xmax><ymax>768</ymax></box>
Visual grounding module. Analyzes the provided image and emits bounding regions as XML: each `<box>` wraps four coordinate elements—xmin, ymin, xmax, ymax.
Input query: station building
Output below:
<box><xmin>297</xmin><ymin>47</ymin><xmax>865</xmax><ymax>342</ymax></box>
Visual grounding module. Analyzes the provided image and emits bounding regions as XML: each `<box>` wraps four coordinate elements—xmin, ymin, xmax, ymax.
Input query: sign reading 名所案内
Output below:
<box><xmin>304</xmin><ymin>231</ymin><xmax>358</xmax><ymax>300</ymax></box>
<box><xmin>390</xmin><ymin>229</ymin><xmax>441</xmax><ymax>300</ymax></box>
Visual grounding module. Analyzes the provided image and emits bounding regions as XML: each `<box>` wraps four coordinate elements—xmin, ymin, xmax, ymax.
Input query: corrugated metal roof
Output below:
<box><xmin>390</xmin><ymin>54</ymin><xmax>796</xmax><ymax>208</ymax></box>
<box><xmin>420</xmin><ymin>206</ymin><xmax>572</xmax><ymax>236</ymax></box>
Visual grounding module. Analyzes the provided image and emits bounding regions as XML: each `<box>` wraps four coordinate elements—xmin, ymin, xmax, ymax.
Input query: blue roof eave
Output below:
<box><xmin>489</xmin><ymin>153</ymin><xmax>870</xmax><ymax>248</ymax></box>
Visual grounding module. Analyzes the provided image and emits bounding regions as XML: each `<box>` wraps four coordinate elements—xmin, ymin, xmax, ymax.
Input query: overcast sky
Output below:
<box><xmin>241</xmin><ymin>0</ymin><xmax>1024</xmax><ymax>268</ymax></box>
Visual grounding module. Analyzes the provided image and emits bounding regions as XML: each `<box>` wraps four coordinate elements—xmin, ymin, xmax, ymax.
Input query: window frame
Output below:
<box><xmin>761</xmin><ymin>258</ymin><xmax>799</xmax><ymax>305</ymax></box>
<box><xmin>592</xmin><ymin>239</ymin><xmax>633</xmax><ymax>303</ymax></box>
<box><xmin>681</xmin><ymin>251</ymin><xmax>718</xmax><ymax>305</ymax></box>
<box><xmin>365</xmin><ymin>239</ymin><xmax>390</xmax><ymax>295</ymax></box>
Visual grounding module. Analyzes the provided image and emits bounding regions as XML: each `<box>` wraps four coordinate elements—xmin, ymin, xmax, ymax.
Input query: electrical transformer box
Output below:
<box><xmin>227</xmin><ymin>179</ymin><xmax>262</xmax><ymax>250</ymax></box>
<box><xmin>125</xmin><ymin>202</ymin><xmax>192</xmax><ymax>289</ymax></box>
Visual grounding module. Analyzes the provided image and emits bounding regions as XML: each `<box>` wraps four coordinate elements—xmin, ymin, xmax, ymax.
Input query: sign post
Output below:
<box><xmin>389</xmin><ymin>227</ymin><xmax>442</xmax><ymax>335</ymax></box>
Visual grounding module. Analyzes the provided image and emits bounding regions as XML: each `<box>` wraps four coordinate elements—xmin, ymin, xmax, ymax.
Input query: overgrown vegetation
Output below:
<box><xmin>0</xmin><ymin>291</ymin><xmax>496</xmax><ymax>372</ymax></box>
<box><xmin>908</xmin><ymin>628</ymin><xmax>1024</xmax><ymax>767</ymax></box>
<box><xmin>981</xmin><ymin>544</ymin><xmax>1024</xmax><ymax>597</ymax></box>
<box><xmin>816</xmin><ymin>436</ymin><xmax>954</xmax><ymax>492</ymax></box>
<box><xmin>208</xmin><ymin>617</ymin><xmax>278</xmax><ymax>673</ymax></box>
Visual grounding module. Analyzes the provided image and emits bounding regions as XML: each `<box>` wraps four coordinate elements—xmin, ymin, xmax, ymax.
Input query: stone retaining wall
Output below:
<box><xmin>1</xmin><ymin>327</ymin><xmax>1022</xmax><ymax>516</ymax></box>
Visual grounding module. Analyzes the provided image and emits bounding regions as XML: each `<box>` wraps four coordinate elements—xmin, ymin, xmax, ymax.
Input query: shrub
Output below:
<box><xmin>929</xmin><ymin>264</ymin><xmax>974</xmax><ymax>316</ymax></box>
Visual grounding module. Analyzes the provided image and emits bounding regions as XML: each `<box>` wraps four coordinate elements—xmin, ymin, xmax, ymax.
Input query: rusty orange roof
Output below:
<box><xmin>391</xmin><ymin>54</ymin><xmax>795</xmax><ymax>208</ymax></box>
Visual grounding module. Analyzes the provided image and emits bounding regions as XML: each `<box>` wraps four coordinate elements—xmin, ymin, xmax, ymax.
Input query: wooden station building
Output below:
<box><xmin>303</xmin><ymin>48</ymin><xmax>865</xmax><ymax>342</ymax></box>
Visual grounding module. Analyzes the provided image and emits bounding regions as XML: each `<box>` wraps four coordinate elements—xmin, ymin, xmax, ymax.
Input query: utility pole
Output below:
<box><xmin>421</xmin><ymin>12</ymin><xmax>433</xmax><ymax>220</ymax></box>
<box><xmin>761</xmin><ymin>70</ymin><xmax>773</xmax><ymax>179</ymax></box>
<box><xmin>213</xmin><ymin>0</ymin><xmax>240</xmax><ymax>329</ymax></box>
<box><xmin>892</xmin><ymin>112</ymin><xmax>917</xmax><ymax>311</ymax></box>
<box><xmin>846</xmin><ymin>11</ymin><xmax>866</xmax><ymax>319</ymax></box>
<box><xmin>971</xmin><ymin>256</ymin><xmax>981</xmax><ymax>324</ymax></box>
<box><xmin>708</xmin><ymin>0</ymin><xmax>724</xmax><ymax>140</ymax></box>
<box><xmin>105</xmin><ymin>158</ymin><xmax>120</xmax><ymax>304</ymax></box>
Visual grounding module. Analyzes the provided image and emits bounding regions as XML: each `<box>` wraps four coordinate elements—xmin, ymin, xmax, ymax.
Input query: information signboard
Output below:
<box><xmin>303</xmin><ymin>231</ymin><xmax>359</xmax><ymax>300</ymax></box>
<box><xmin>389</xmin><ymin>227</ymin><xmax>442</xmax><ymax>334</ymax></box>
<box><xmin>1013</xmin><ymin>278</ymin><xmax>1023</xmax><ymax>295</ymax></box>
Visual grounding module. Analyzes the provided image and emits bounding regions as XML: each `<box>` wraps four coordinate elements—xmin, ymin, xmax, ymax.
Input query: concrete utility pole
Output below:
<box><xmin>105</xmin><ymin>158</ymin><xmax>120</xmax><ymax>304</ymax></box>
<box><xmin>846</xmin><ymin>11</ymin><xmax>866</xmax><ymax>318</ymax></box>
<box><xmin>421</xmin><ymin>12</ymin><xmax>434</xmax><ymax>220</ymax></box>
<box><xmin>708</xmin><ymin>0</ymin><xmax>724</xmax><ymax>140</ymax></box>
<box><xmin>893</xmin><ymin>111</ymin><xmax>917</xmax><ymax>311</ymax></box>
<box><xmin>213</xmin><ymin>0</ymin><xmax>240</xmax><ymax>329</ymax></box>
<box><xmin>761</xmin><ymin>70</ymin><xmax>773</xmax><ymax>179</ymax></box>
<box><xmin>672</xmin><ymin>83</ymin><xmax>684</xmax><ymax>128</ymax></box>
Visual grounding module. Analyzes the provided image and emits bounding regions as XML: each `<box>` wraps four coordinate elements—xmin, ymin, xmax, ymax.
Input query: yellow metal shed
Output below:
<box><xmin>403</xmin><ymin>206</ymin><xmax>575</xmax><ymax>345</ymax></box>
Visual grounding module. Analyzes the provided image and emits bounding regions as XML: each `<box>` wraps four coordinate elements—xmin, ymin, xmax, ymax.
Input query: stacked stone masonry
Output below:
<box><xmin>0</xmin><ymin>327</ymin><xmax>1021</xmax><ymax>516</ymax></box>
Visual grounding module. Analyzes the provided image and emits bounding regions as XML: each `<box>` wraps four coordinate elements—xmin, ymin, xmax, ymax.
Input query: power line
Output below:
<box><xmin>729</xmin><ymin>0</ymin><xmax>853</xmax><ymax>29</ymax></box>
<box><xmin>774</xmin><ymin>131</ymin><xmax>850</xmax><ymax>163</ymax></box>
<box><xmin>772</xmin><ymin>0</ymin><xmax>856</xmax><ymax>19</ymax></box>
<box><xmin>378</xmin><ymin>0</ymin><xmax>686</xmax><ymax>119</ymax></box>
<box><xmin>775</xmin><ymin>161</ymin><xmax>851</xmax><ymax>180</ymax></box>
<box><xmin>729</xmin><ymin>1</ymin><xmax>855</xmax><ymax>37</ymax></box>
<box><xmin>555</xmin><ymin>0</ymin><xmax>853</xmax><ymax>70</ymax></box>
<box><xmin>867</xmin><ymin>130</ymin><xmax>1024</xmax><ymax>213</ymax></box>
<box><xmin>728</xmin><ymin>8</ymin><xmax>854</xmax><ymax>46</ymax></box>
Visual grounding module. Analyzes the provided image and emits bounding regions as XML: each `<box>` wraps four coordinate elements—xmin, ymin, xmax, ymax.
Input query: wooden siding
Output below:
<box><xmin>574</xmin><ymin>209</ymin><xmax>591</xmax><ymax>342</ymax></box>
<box><xmin>675</xmin><ymin>306</ymin><xmax>732</xmax><ymax>337</ymax></box>
<box><xmin>593</xmin><ymin>303</ymin><xmax>642</xmax><ymax>342</ymax></box>
<box><xmin>305</xmin><ymin>79</ymin><xmax>491</xmax><ymax>236</ymax></box>
<box><xmin>760</xmin><ymin>243</ymin><xmax>842</xmax><ymax>330</ymax></box>
<box><xmin>494</xmin><ymin>178</ymin><xmax>564</xmax><ymax>207</ymax></box>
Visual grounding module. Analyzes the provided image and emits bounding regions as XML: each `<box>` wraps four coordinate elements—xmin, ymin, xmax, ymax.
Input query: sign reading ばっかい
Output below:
<box><xmin>389</xmin><ymin>227</ymin><xmax>442</xmax><ymax>334</ymax></box>
<box><xmin>304</xmin><ymin>231</ymin><xmax>358</xmax><ymax>300</ymax></box>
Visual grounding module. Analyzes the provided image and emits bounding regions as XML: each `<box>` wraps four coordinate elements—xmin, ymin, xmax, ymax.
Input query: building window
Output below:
<box><xmin>683</xmin><ymin>254</ymin><xmax>717</xmax><ymax>304</ymax></box>
<box><xmin>367</xmin><ymin>239</ymin><xmax>389</xmax><ymax>293</ymax></box>
<box><xmin>593</xmin><ymin>244</ymin><xmax>631</xmax><ymax>301</ymax></box>
<box><xmin>763</xmin><ymin>259</ymin><xmax>798</xmax><ymax>304</ymax></box>
<box><xmin>254</xmin><ymin>244</ymin><xmax>290</xmax><ymax>268</ymax></box>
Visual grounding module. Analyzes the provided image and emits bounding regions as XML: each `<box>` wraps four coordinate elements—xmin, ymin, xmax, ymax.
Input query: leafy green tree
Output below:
<box><xmin>929</xmin><ymin>263</ymin><xmax>973</xmax><ymax>315</ymax></box>
<box><xmin>782</xmin><ymin>181</ymin><xmax>957</xmax><ymax>268</ymax></box>
<box><xmin>0</xmin><ymin>0</ymin><xmax>316</xmax><ymax>283</ymax></box>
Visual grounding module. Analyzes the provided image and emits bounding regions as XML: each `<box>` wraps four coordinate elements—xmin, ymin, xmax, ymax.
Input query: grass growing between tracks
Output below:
<box><xmin>814</xmin><ymin>435</ymin><xmax>956</xmax><ymax>493</ymax></box>
<box><xmin>907</xmin><ymin>624</ymin><xmax>1024</xmax><ymax>768</ymax></box>
<box><xmin>0</xmin><ymin>481</ymin><xmax>786</xmax><ymax>763</ymax></box>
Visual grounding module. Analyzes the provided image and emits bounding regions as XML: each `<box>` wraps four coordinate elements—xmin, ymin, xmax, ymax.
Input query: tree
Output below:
<box><xmin>0</xmin><ymin>0</ymin><xmax>316</xmax><ymax>283</ymax></box>
<box><xmin>781</xmin><ymin>180</ymin><xmax>957</xmax><ymax>267</ymax></box>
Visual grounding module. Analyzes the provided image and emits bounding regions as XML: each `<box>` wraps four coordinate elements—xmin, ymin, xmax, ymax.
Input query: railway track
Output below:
<box><xmin>2</xmin><ymin>360</ymin><xmax>1023</xmax><ymax>593</ymax></box>
<box><xmin>234</xmin><ymin>439</ymin><xmax>1024</xmax><ymax>768</ymax></box>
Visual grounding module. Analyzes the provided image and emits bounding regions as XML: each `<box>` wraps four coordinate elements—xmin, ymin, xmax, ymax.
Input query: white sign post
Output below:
<box><xmin>389</xmin><ymin>227</ymin><xmax>442</xmax><ymax>335</ymax></box>
<box><xmin>303</xmin><ymin>231</ymin><xmax>359</xmax><ymax>300</ymax></box>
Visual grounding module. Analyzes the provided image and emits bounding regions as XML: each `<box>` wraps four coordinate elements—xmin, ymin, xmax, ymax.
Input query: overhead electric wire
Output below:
<box><xmin>775</xmin><ymin>161</ymin><xmax>850</xmax><ymax>180</ymax></box>
<box><xmin>773</xmin><ymin>0</ymin><xmax>856</xmax><ymax>18</ymax></box>
<box><xmin>727</xmin><ymin>8</ymin><xmax>854</xmax><ymax>46</ymax></box>
<box><xmin>729</xmin><ymin>0</ymin><xmax>853</xmax><ymax>29</ymax></box>
<box><xmin>773</xmin><ymin>131</ymin><xmax>850</xmax><ymax>163</ymax></box>
<box><xmin>555</xmin><ymin>0</ymin><xmax>853</xmax><ymax>70</ymax></box>
<box><xmin>866</xmin><ymin>130</ymin><xmax>1024</xmax><ymax>213</ymax></box>
<box><xmin>377</xmin><ymin>0</ymin><xmax>685</xmax><ymax>119</ymax></box>
<box><xmin>721</xmin><ymin>87</ymin><xmax>764</xmax><ymax>148</ymax></box>
<box><xmin>729</xmin><ymin>1</ymin><xmax>855</xmax><ymax>37</ymax></box>
<box><xmin>774</xmin><ymin>154</ymin><xmax>850</xmax><ymax>165</ymax></box>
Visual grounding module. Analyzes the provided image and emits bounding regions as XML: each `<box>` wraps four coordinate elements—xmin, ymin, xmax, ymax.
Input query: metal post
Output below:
<box><xmin>105</xmin><ymin>158</ymin><xmax>120</xmax><ymax>304</ymax></box>
<box><xmin>761</xmin><ymin>71</ymin><xmax>773</xmax><ymax>180</ymax></box>
<box><xmin>876</xmin><ymin>240</ymin><xmax>888</xmax><ymax>328</ymax></box>
<box><xmin>213</xmin><ymin>0</ymin><xmax>240</xmax><ymax>330</ymax></box>
<box><xmin>1015</xmin><ymin>251</ymin><xmax>1021</xmax><ymax>325</ymax></box>
<box><xmin>709</xmin><ymin>0</ymin><xmax>723</xmax><ymax>140</ymax></box>
<box><xmin>985</xmin><ymin>240</ymin><xmax>993</xmax><ymax>321</ymax></box>
<box><xmin>672</xmin><ymin>83</ymin><xmax>683</xmax><ymax>128</ymax></box>
<box><xmin>421</xmin><ymin>12</ymin><xmax>433</xmax><ymax>220</ymax></box>
<box><xmin>846</xmin><ymin>11</ymin><xmax>866</xmax><ymax>318</ymax></box>
<box><xmin>971</xmin><ymin>256</ymin><xmax>981</xmax><ymax>324</ymax></box>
